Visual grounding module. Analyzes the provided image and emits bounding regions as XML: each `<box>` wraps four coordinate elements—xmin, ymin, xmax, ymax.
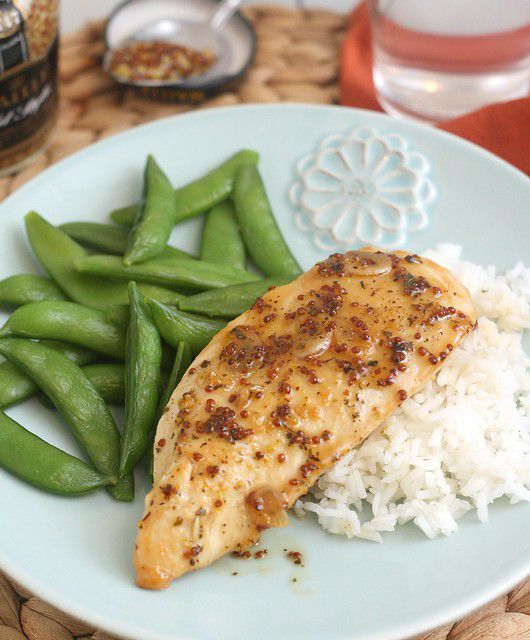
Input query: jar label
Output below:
<box><xmin>0</xmin><ymin>1</ymin><xmax>30</xmax><ymax>71</ymax></box>
<box><xmin>0</xmin><ymin>0</ymin><xmax>59</xmax><ymax>173</ymax></box>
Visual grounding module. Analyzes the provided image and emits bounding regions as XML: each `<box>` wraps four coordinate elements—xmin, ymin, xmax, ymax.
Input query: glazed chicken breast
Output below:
<box><xmin>135</xmin><ymin>249</ymin><xmax>476</xmax><ymax>589</ymax></box>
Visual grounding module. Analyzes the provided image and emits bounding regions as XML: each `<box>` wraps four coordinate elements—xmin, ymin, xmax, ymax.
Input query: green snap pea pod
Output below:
<box><xmin>109</xmin><ymin>149</ymin><xmax>260</xmax><ymax>227</ymax></box>
<box><xmin>120</xmin><ymin>283</ymin><xmax>162</xmax><ymax>477</ymax></box>
<box><xmin>107</xmin><ymin>294</ymin><xmax>190</xmax><ymax>332</ymax></box>
<box><xmin>0</xmin><ymin>301</ymin><xmax>126</xmax><ymax>360</ymax></box>
<box><xmin>179</xmin><ymin>276</ymin><xmax>293</xmax><ymax>318</ymax></box>
<box><xmin>106</xmin><ymin>307</ymin><xmax>190</xmax><ymax>358</ymax></box>
<box><xmin>110</xmin><ymin>205</ymin><xmax>137</xmax><ymax>227</ymax></box>
<box><xmin>0</xmin><ymin>339</ymin><xmax>124</xmax><ymax>494</ymax></box>
<box><xmin>59</xmin><ymin>222</ymin><xmax>131</xmax><ymax>255</ymax></box>
<box><xmin>38</xmin><ymin>340</ymin><xmax>99</xmax><ymax>364</ymax></box>
<box><xmin>145</xmin><ymin>342</ymin><xmax>192</xmax><ymax>478</ymax></box>
<box><xmin>59</xmin><ymin>222</ymin><xmax>194</xmax><ymax>260</ymax></box>
<box><xmin>0</xmin><ymin>361</ymin><xmax>41</xmax><ymax>409</ymax></box>
<box><xmin>161</xmin><ymin>343</ymin><xmax>175</xmax><ymax>373</ymax></box>
<box><xmin>0</xmin><ymin>275</ymin><xmax>66</xmax><ymax>307</ymax></box>
<box><xmin>105</xmin><ymin>304</ymin><xmax>129</xmax><ymax>328</ymax></box>
<box><xmin>200</xmin><ymin>201</ymin><xmax>246</xmax><ymax>270</ymax></box>
<box><xmin>111</xmin><ymin>471</ymin><xmax>135</xmax><ymax>501</ymax></box>
<box><xmin>106</xmin><ymin>309</ymin><xmax>188</xmax><ymax>356</ymax></box>
<box><xmin>0</xmin><ymin>341</ymin><xmax>98</xmax><ymax>410</ymax></box>
<box><xmin>0</xmin><ymin>411</ymin><xmax>113</xmax><ymax>496</ymax></box>
<box><xmin>124</xmin><ymin>156</ymin><xmax>177</xmax><ymax>266</ymax></box>
<box><xmin>75</xmin><ymin>254</ymin><xmax>259</xmax><ymax>292</ymax></box>
<box><xmin>25</xmin><ymin>212</ymin><xmax>183</xmax><ymax>311</ymax></box>
<box><xmin>40</xmin><ymin>364</ymin><xmax>168</xmax><ymax>409</ymax></box>
<box><xmin>148</xmin><ymin>300</ymin><xmax>226</xmax><ymax>354</ymax></box>
<box><xmin>233</xmin><ymin>165</ymin><xmax>301</xmax><ymax>277</ymax></box>
<box><xmin>40</xmin><ymin>364</ymin><xmax>125</xmax><ymax>409</ymax></box>
<box><xmin>158</xmin><ymin>341</ymin><xmax>192</xmax><ymax>416</ymax></box>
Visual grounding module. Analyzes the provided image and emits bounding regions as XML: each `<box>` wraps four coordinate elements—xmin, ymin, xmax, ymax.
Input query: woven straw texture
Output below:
<box><xmin>0</xmin><ymin>5</ymin><xmax>528</xmax><ymax>640</ymax></box>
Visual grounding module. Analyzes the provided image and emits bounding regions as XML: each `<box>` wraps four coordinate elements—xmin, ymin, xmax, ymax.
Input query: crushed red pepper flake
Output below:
<box><xmin>109</xmin><ymin>40</ymin><xmax>217</xmax><ymax>83</ymax></box>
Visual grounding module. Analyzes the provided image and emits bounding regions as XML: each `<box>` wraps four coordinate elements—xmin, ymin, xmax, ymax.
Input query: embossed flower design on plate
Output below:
<box><xmin>289</xmin><ymin>126</ymin><xmax>436</xmax><ymax>250</ymax></box>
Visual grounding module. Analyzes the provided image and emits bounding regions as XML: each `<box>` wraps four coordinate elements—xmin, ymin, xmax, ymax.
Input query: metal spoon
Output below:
<box><xmin>127</xmin><ymin>0</ymin><xmax>247</xmax><ymax>86</ymax></box>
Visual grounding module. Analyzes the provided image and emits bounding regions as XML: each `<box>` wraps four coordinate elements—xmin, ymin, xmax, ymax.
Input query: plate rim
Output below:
<box><xmin>1</xmin><ymin>103</ymin><xmax>528</xmax><ymax>215</ymax></box>
<box><xmin>0</xmin><ymin>103</ymin><xmax>528</xmax><ymax>640</ymax></box>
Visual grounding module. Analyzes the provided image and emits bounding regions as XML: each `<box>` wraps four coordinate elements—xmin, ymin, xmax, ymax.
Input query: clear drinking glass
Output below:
<box><xmin>368</xmin><ymin>0</ymin><xmax>530</xmax><ymax>123</ymax></box>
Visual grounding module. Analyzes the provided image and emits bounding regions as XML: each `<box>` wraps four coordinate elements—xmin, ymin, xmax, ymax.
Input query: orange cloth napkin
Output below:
<box><xmin>340</xmin><ymin>3</ymin><xmax>530</xmax><ymax>175</ymax></box>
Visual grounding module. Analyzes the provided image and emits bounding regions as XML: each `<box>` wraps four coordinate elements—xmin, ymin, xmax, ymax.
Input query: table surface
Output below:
<box><xmin>61</xmin><ymin>0</ymin><xmax>358</xmax><ymax>32</ymax></box>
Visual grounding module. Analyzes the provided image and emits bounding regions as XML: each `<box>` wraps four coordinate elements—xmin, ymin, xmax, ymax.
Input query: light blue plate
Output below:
<box><xmin>0</xmin><ymin>105</ymin><xmax>528</xmax><ymax>640</ymax></box>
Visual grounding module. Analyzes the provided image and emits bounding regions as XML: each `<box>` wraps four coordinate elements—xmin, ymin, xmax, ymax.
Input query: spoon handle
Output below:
<box><xmin>211</xmin><ymin>0</ymin><xmax>247</xmax><ymax>31</ymax></box>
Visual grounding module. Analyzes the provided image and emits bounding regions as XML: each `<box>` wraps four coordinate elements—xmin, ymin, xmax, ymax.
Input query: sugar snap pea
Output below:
<box><xmin>125</xmin><ymin>156</ymin><xmax>177</xmax><ymax>266</ymax></box>
<box><xmin>108</xmin><ymin>306</ymin><xmax>191</xmax><ymax>357</ymax></box>
<box><xmin>200</xmin><ymin>201</ymin><xmax>246</xmax><ymax>270</ymax></box>
<box><xmin>161</xmin><ymin>343</ymin><xmax>176</xmax><ymax>373</ymax></box>
<box><xmin>38</xmin><ymin>340</ymin><xmax>99</xmax><ymax>365</ymax></box>
<box><xmin>145</xmin><ymin>341</ymin><xmax>192</xmax><ymax>479</ymax></box>
<box><xmin>109</xmin><ymin>149</ymin><xmax>260</xmax><ymax>227</ymax></box>
<box><xmin>0</xmin><ymin>274</ymin><xmax>66</xmax><ymax>307</ymax></box>
<box><xmin>120</xmin><ymin>283</ymin><xmax>162</xmax><ymax>476</ymax></box>
<box><xmin>0</xmin><ymin>411</ymin><xmax>113</xmax><ymax>496</ymax></box>
<box><xmin>59</xmin><ymin>222</ymin><xmax>194</xmax><ymax>260</ymax></box>
<box><xmin>83</xmin><ymin>363</ymin><xmax>125</xmax><ymax>404</ymax></box>
<box><xmin>0</xmin><ymin>361</ymin><xmax>41</xmax><ymax>409</ymax></box>
<box><xmin>75</xmin><ymin>254</ymin><xmax>258</xmax><ymax>292</ymax></box>
<box><xmin>158</xmin><ymin>341</ymin><xmax>191</xmax><ymax>416</ymax></box>
<box><xmin>148</xmin><ymin>300</ymin><xmax>226</xmax><ymax>354</ymax></box>
<box><xmin>179</xmin><ymin>276</ymin><xmax>293</xmax><ymax>318</ymax></box>
<box><xmin>110</xmin><ymin>205</ymin><xmax>137</xmax><ymax>228</ymax></box>
<box><xmin>233</xmin><ymin>165</ymin><xmax>301</xmax><ymax>277</ymax></box>
<box><xmin>0</xmin><ymin>301</ymin><xmax>126</xmax><ymax>360</ymax></box>
<box><xmin>0</xmin><ymin>339</ymin><xmax>122</xmax><ymax>489</ymax></box>
<box><xmin>106</xmin><ymin>304</ymin><xmax>130</xmax><ymax>328</ymax></box>
<box><xmin>25</xmin><ymin>212</ymin><xmax>183</xmax><ymax>311</ymax></box>
<box><xmin>40</xmin><ymin>364</ymin><xmax>125</xmax><ymax>409</ymax></box>
<box><xmin>0</xmin><ymin>341</ymin><xmax>98</xmax><ymax>410</ymax></box>
<box><xmin>59</xmin><ymin>222</ymin><xmax>131</xmax><ymax>255</ymax></box>
<box><xmin>40</xmin><ymin>365</ymin><xmax>168</xmax><ymax>410</ymax></box>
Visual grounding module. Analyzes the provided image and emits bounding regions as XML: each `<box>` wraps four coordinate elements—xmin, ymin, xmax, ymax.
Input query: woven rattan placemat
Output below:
<box><xmin>0</xmin><ymin>6</ymin><xmax>529</xmax><ymax>640</ymax></box>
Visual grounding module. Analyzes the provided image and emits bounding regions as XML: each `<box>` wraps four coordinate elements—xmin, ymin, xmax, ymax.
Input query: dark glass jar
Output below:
<box><xmin>0</xmin><ymin>0</ymin><xmax>59</xmax><ymax>176</ymax></box>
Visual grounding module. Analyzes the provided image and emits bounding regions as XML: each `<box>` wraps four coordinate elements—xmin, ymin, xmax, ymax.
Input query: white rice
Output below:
<box><xmin>296</xmin><ymin>244</ymin><xmax>530</xmax><ymax>541</ymax></box>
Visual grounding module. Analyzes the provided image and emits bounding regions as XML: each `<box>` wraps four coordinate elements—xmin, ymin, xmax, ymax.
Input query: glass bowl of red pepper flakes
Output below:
<box><xmin>103</xmin><ymin>0</ymin><xmax>256</xmax><ymax>103</ymax></box>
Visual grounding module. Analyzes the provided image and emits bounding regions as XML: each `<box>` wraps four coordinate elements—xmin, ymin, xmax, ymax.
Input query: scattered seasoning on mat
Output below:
<box><xmin>108</xmin><ymin>40</ymin><xmax>216</xmax><ymax>83</ymax></box>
